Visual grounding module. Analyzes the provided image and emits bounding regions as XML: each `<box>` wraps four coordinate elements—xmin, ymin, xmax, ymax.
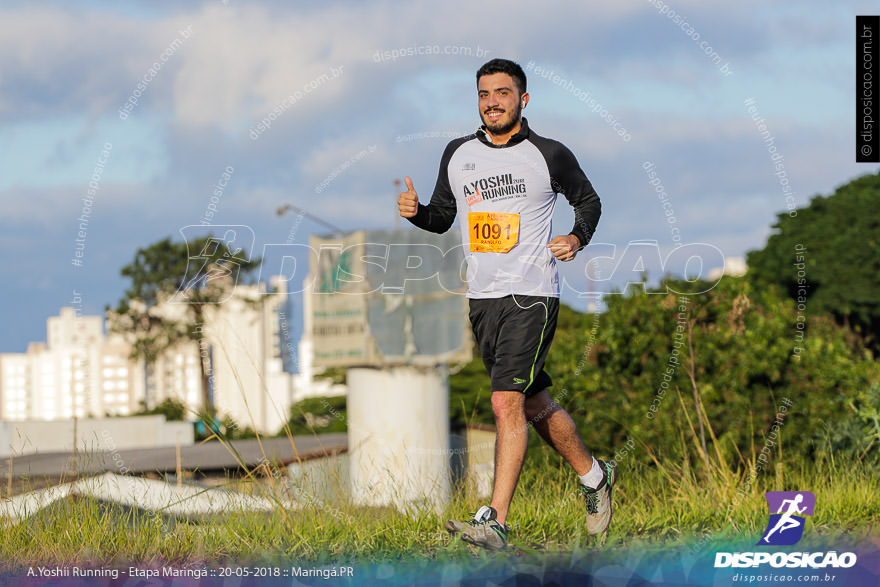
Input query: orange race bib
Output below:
<box><xmin>468</xmin><ymin>212</ymin><xmax>520</xmax><ymax>253</ymax></box>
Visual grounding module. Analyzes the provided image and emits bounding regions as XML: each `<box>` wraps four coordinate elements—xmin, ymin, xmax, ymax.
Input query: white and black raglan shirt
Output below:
<box><xmin>407</xmin><ymin>118</ymin><xmax>601</xmax><ymax>299</ymax></box>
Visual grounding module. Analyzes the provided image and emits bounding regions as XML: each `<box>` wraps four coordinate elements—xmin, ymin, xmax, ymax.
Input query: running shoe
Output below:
<box><xmin>581</xmin><ymin>459</ymin><xmax>617</xmax><ymax>535</ymax></box>
<box><xmin>446</xmin><ymin>505</ymin><xmax>509</xmax><ymax>550</ymax></box>
<box><xmin>444</xmin><ymin>518</ymin><xmax>469</xmax><ymax>535</ymax></box>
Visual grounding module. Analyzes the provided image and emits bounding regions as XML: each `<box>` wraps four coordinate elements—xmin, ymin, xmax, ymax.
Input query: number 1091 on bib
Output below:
<box><xmin>468</xmin><ymin>212</ymin><xmax>520</xmax><ymax>253</ymax></box>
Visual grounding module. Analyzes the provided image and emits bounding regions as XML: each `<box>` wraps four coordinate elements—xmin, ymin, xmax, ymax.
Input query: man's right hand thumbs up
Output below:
<box><xmin>398</xmin><ymin>176</ymin><xmax>419</xmax><ymax>218</ymax></box>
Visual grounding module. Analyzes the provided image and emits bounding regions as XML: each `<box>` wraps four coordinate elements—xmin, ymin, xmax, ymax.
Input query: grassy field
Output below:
<box><xmin>1</xmin><ymin>441</ymin><xmax>878</xmax><ymax>568</ymax></box>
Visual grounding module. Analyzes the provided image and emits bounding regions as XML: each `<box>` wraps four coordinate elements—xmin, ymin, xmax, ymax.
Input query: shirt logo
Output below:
<box><xmin>466</xmin><ymin>189</ymin><xmax>483</xmax><ymax>207</ymax></box>
<box><xmin>462</xmin><ymin>162</ymin><xmax>476</xmax><ymax>171</ymax></box>
<box><xmin>462</xmin><ymin>173</ymin><xmax>527</xmax><ymax>207</ymax></box>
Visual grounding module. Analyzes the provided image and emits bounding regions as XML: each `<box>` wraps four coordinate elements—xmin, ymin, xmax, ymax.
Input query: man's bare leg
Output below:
<box><xmin>524</xmin><ymin>389</ymin><xmax>593</xmax><ymax>476</ymax></box>
<box><xmin>522</xmin><ymin>388</ymin><xmax>616</xmax><ymax>536</ymax></box>
<box><xmin>488</xmin><ymin>390</ymin><xmax>529</xmax><ymax>525</ymax></box>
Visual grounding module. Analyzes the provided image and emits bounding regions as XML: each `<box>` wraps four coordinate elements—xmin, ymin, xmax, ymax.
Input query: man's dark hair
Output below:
<box><xmin>477</xmin><ymin>58</ymin><xmax>527</xmax><ymax>96</ymax></box>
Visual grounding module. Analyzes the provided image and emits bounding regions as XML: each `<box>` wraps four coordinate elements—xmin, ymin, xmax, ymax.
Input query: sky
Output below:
<box><xmin>1</xmin><ymin>0</ymin><xmax>878</xmax><ymax>355</ymax></box>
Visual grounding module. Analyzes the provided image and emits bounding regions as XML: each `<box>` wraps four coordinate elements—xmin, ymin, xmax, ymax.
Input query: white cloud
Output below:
<box><xmin>0</xmin><ymin>2</ymin><xmax>652</xmax><ymax>128</ymax></box>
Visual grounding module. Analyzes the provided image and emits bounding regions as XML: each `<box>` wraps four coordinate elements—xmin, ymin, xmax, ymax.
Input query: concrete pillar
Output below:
<box><xmin>347</xmin><ymin>366</ymin><xmax>449</xmax><ymax>511</ymax></box>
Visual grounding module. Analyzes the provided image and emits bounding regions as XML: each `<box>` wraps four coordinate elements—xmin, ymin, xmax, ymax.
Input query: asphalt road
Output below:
<box><xmin>2</xmin><ymin>433</ymin><xmax>347</xmax><ymax>486</ymax></box>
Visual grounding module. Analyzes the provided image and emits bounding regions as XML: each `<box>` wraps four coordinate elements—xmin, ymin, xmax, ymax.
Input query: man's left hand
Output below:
<box><xmin>547</xmin><ymin>234</ymin><xmax>581</xmax><ymax>262</ymax></box>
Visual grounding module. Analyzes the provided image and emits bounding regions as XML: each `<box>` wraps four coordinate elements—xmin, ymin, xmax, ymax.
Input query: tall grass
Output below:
<box><xmin>3</xmin><ymin>331</ymin><xmax>877</xmax><ymax>567</ymax></box>
<box><xmin>1</xmin><ymin>441</ymin><xmax>877</xmax><ymax>567</ymax></box>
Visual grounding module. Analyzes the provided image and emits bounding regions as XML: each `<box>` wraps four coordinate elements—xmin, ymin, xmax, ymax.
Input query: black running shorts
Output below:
<box><xmin>468</xmin><ymin>294</ymin><xmax>559</xmax><ymax>397</ymax></box>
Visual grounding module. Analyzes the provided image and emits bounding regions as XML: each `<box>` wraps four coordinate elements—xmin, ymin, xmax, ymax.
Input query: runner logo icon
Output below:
<box><xmin>758</xmin><ymin>491</ymin><xmax>815</xmax><ymax>546</ymax></box>
<box><xmin>715</xmin><ymin>490</ymin><xmax>857</xmax><ymax>569</ymax></box>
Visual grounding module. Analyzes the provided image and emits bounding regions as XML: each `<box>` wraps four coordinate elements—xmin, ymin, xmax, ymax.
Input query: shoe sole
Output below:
<box><xmin>460</xmin><ymin>533</ymin><xmax>506</xmax><ymax>551</ymax></box>
<box><xmin>603</xmin><ymin>484</ymin><xmax>614</xmax><ymax>535</ymax></box>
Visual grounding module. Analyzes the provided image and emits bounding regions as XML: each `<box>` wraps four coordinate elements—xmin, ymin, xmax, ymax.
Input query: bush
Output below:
<box><xmin>548</xmin><ymin>276</ymin><xmax>880</xmax><ymax>472</ymax></box>
<box><xmin>133</xmin><ymin>398</ymin><xmax>187</xmax><ymax>421</ymax></box>
<box><xmin>282</xmin><ymin>396</ymin><xmax>348</xmax><ymax>436</ymax></box>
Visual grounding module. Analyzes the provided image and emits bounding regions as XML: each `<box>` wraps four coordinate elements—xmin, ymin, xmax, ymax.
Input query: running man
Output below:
<box><xmin>398</xmin><ymin>58</ymin><xmax>614</xmax><ymax>550</ymax></box>
<box><xmin>762</xmin><ymin>494</ymin><xmax>807</xmax><ymax>543</ymax></box>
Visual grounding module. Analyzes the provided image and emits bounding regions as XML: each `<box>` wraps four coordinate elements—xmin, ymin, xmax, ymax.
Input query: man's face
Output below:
<box><xmin>477</xmin><ymin>72</ymin><xmax>526</xmax><ymax>136</ymax></box>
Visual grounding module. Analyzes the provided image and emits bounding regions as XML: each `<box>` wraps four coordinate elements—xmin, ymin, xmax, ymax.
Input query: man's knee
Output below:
<box><xmin>524</xmin><ymin>389</ymin><xmax>556</xmax><ymax>422</ymax></box>
<box><xmin>492</xmin><ymin>391</ymin><xmax>525</xmax><ymax>421</ymax></box>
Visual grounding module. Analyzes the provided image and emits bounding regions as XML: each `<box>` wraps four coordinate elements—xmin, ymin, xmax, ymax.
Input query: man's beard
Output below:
<box><xmin>481</xmin><ymin>102</ymin><xmax>522</xmax><ymax>136</ymax></box>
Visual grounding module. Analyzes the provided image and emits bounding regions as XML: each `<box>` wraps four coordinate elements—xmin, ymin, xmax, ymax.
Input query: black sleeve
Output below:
<box><xmin>406</xmin><ymin>140</ymin><xmax>462</xmax><ymax>234</ymax></box>
<box><xmin>543</xmin><ymin>141</ymin><xmax>601</xmax><ymax>248</ymax></box>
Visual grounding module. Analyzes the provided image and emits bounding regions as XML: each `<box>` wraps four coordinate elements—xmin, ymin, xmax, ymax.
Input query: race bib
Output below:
<box><xmin>468</xmin><ymin>212</ymin><xmax>520</xmax><ymax>253</ymax></box>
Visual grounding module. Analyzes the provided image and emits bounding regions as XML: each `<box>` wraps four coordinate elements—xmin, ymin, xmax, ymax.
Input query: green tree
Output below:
<box><xmin>108</xmin><ymin>235</ymin><xmax>261</xmax><ymax>414</ymax></box>
<box><xmin>746</xmin><ymin>171</ymin><xmax>880</xmax><ymax>345</ymax></box>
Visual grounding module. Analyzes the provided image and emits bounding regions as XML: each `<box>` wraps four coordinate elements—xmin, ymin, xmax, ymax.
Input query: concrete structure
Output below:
<box><xmin>288</xmin><ymin>453</ymin><xmax>349</xmax><ymax>503</ymax></box>
<box><xmin>450</xmin><ymin>425</ymin><xmax>495</xmax><ymax>499</ymax></box>
<box><xmin>0</xmin><ymin>472</ymin><xmax>288</xmax><ymax>524</ymax></box>
<box><xmin>305</xmin><ymin>230</ymin><xmax>471</xmax><ymax>369</ymax></box>
<box><xmin>300</xmin><ymin>229</ymin><xmax>471</xmax><ymax>512</ymax></box>
<box><xmin>0</xmin><ymin>415</ymin><xmax>193</xmax><ymax>458</ymax></box>
<box><xmin>347</xmin><ymin>366</ymin><xmax>450</xmax><ymax>511</ymax></box>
